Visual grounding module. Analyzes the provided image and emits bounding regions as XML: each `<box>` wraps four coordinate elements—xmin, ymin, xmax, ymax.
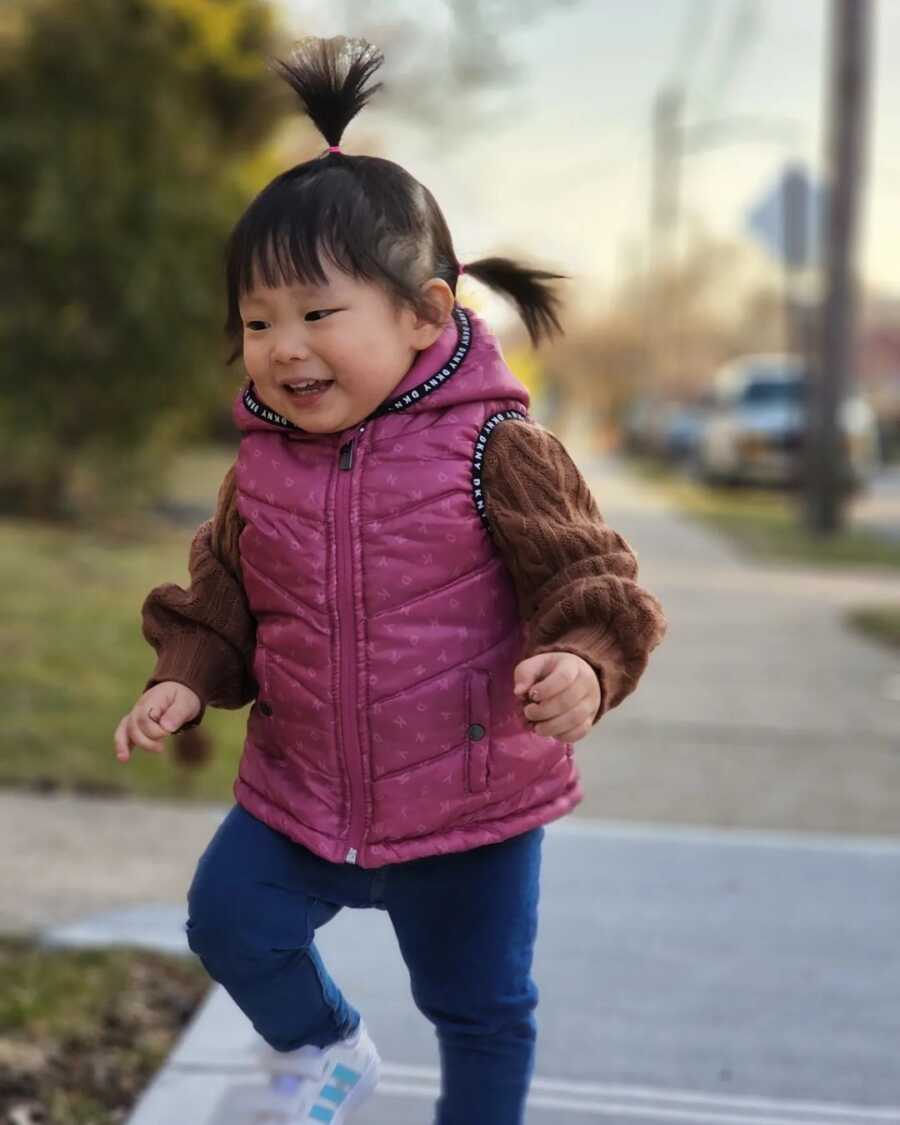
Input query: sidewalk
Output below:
<box><xmin>849</xmin><ymin>463</ymin><xmax>900</xmax><ymax>543</ymax></box>
<box><xmin>571</xmin><ymin>452</ymin><xmax>900</xmax><ymax>836</ymax></box>
<box><xmin>40</xmin><ymin>817</ymin><xmax>900</xmax><ymax>1124</ymax></box>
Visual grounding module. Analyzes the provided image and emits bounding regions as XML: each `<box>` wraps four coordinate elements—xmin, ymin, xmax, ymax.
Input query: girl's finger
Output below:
<box><xmin>526</xmin><ymin>682</ymin><xmax>590</xmax><ymax>723</ymax></box>
<box><xmin>126</xmin><ymin>715</ymin><xmax>165</xmax><ymax>754</ymax></box>
<box><xmin>533</xmin><ymin>699</ymin><xmax>595</xmax><ymax>739</ymax></box>
<box><xmin>139</xmin><ymin>707</ymin><xmax>169</xmax><ymax>740</ymax></box>
<box><xmin>526</xmin><ymin>660</ymin><xmax>580</xmax><ymax>705</ymax></box>
<box><xmin>556</xmin><ymin>719</ymin><xmax>592</xmax><ymax>743</ymax></box>
<box><xmin>535</xmin><ymin>718</ymin><xmax>573</xmax><ymax>739</ymax></box>
<box><xmin>113</xmin><ymin>716</ymin><xmax>131</xmax><ymax>763</ymax></box>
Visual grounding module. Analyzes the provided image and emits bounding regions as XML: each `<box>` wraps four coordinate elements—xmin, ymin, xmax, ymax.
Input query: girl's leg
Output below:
<box><xmin>185</xmin><ymin>803</ymin><xmax>360</xmax><ymax>1051</ymax></box>
<box><xmin>385</xmin><ymin>826</ymin><xmax>545</xmax><ymax>1125</ymax></box>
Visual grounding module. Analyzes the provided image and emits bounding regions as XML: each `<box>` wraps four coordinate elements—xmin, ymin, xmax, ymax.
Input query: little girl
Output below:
<box><xmin>114</xmin><ymin>36</ymin><xmax>667</xmax><ymax>1125</ymax></box>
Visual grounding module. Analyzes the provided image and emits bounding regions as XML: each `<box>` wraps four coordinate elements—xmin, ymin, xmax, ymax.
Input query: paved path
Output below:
<box><xmin>0</xmin><ymin>791</ymin><xmax>222</xmax><ymax>935</ymax></box>
<box><xmin>572</xmin><ymin>454</ymin><xmax>900</xmax><ymax>836</ymax></box>
<box><xmin>850</xmin><ymin>463</ymin><xmax>900</xmax><ymax>542</ymax></box>
<box><xmin>81</xmin><ymin>817</ymin><xmax>898</xmax><ymax>1125</ymax></box>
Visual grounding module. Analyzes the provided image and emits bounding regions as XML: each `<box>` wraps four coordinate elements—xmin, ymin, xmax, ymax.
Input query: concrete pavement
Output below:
<box><xmin>41</xmin><ymin>817</ymin><xmax>900</xmax><ymax>1124</ymax></box>
<box><xmin>849</xmin><ymin>463</ymin><xmax>900</xmax><ymax>542</ymax></box>
<box><xmin>572</xmin><ymin>454</ymin><xmax>900</xmax><ymax>836</ymax></box>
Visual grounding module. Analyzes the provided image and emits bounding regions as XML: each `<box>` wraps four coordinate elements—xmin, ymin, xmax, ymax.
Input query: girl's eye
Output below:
<box><xmin>243</xmin><ymin>310</ymin><xmax>335</xmax><ymax>330</ymax></box>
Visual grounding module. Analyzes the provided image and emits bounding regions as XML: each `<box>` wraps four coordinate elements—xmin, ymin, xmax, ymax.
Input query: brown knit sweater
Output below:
<box><xmin>142</xmin><ymin>422</ymin><xmax>667</xmax><ymax>731</ymax></box>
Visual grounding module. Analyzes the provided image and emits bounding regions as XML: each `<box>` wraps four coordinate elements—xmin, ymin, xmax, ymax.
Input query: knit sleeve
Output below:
<box><xmin>481</xmin><ymin>420</ymin><xmax>667</xmax><ymax>723</ymax></box>
<box><xmin>141</xmin><ymin>462</ymin><xmax>256</xmax><ymax>732</ymax></box>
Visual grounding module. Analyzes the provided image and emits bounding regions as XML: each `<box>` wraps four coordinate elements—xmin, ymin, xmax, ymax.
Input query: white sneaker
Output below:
<box><xmin>247</xmin><ymin>1017</ymin><xmax>381</xmax><ymax>1123</ymax></box>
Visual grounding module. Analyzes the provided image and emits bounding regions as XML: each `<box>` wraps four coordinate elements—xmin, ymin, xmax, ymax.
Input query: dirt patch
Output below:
<box><xmin>0</xmin><ymin>938</ymin><xmax>209</xmax><ymax>1124</ymax></box>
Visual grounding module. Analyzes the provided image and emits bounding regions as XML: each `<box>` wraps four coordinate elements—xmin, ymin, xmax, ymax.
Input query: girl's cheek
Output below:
<box><xmin>243</xmin><ymin>341</ymin><xmax>265</xmax><ymax>373</ymax></box>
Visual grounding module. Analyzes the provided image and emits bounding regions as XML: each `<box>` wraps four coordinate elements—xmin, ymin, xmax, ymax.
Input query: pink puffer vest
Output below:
<box><xmin>231</xmin><ymin>304</ymin><xmax>583</xmax><ymax>866</ymax></box>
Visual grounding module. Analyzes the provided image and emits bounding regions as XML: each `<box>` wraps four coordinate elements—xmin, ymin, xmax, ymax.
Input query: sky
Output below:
<box><xmin>278</xmin><ymin>0</ymin><xmax>900</xmax><ymax>333</ymax></box>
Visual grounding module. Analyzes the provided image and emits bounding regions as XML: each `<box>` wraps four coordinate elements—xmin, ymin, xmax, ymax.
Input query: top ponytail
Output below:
<box><xmin>270</xmin><ymin>36</ymin><xmax>384</xmax><ymax>155</ymax></box>
<box><xmin>223</xmin><ymin>36</ymin><xmax>568</xmax><ymax>362</ymax></box>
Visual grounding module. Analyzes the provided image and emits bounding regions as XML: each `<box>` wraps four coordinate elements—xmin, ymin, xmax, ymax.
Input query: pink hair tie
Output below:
<box><xmin>458</xmin><ymin>262</ymin><xmax>466</xmax><ymax>276</ymax></box>
<box><xmin>327</xmin><ymin>145</ymin><xmax>342</xmax><ymax>154</ymax></box>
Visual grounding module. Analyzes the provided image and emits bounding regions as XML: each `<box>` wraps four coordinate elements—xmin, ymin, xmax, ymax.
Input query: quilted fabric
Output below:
<box><xmin>231</xmin><ymin>304</ymin><xmax>583</xmax><ymax>866</ymax></box>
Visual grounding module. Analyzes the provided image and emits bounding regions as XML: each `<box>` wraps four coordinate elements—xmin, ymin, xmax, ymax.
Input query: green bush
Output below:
<box><xmin>0</xmin><ymin>0</ymin><xmax>286</xmax><ymax>524</ymax></box>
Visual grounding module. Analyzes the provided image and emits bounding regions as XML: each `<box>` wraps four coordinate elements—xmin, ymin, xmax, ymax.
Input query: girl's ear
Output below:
<box><xmin>409</xmin><ymin>279</ymin><xmax>455</xmax><ymax>349</ymax></box>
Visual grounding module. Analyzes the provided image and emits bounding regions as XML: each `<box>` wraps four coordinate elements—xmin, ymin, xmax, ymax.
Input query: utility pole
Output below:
<box><xmin>648</xmin><ymin>85</ymin><xmax>684</xmax><ymax>394</ymax></box>
<box><xmin>804</xmin><ymin>0</ymin><xmax>873</xmax><ymax>534</ymax></box>
<box><xmin>650</xmin><ymin>85</ymin><xmax>684</xmax><ymax>270</ymax></box>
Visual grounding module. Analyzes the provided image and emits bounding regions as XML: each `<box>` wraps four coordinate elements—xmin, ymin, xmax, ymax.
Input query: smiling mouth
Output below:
<box><xmin>283</xmin><ymin>380</ymin><xmax>334</xmax><ymax>396</ymax></box>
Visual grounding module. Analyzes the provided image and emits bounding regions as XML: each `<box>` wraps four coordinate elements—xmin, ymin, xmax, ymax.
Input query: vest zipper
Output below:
<box><xmin>338</xmin><ymin>425</ymin><xmax>366</xmax><ymax>865</ymax></box>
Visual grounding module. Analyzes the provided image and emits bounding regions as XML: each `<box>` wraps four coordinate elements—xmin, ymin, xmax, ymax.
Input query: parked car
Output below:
<box><xmin>621</xmin><ymin>396</ymin><xmax>671</xmax><ymax>458</ymax></box>
<box><xmin>659</xmin><ymin>399</ymin><xmax>712</xmax><ymax>464</ymax></box>
<box><xmin>693</xmin><ymin>355</ymin><xmax>881</xmax><ymax>490</ymax></box>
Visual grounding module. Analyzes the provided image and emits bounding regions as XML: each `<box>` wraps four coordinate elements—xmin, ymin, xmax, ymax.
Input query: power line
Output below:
<box><xmin>691</xmin><ymin>0</ymin><xmax>764</xmax><ymax>117</ymax></box>
<box><xmin>669</xmin><ymin>0</ymin><xmax>718</xmax><ymax>90</ymax></box>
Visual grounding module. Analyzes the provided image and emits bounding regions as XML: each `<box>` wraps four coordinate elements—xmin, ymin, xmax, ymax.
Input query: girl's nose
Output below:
<box><xmin>272</xmin><ymin>329</ymin><xmax>311</xmax><ymax>364</ymax></box>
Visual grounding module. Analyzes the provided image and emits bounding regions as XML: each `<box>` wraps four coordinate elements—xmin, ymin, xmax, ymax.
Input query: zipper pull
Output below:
<box><xmin>339</xmin><ymin>425</ymin><xmax>366</xmax><ymax>470</ymax></box>
<box><xmin>346</xmin><ymin>847</ymin><xmax>358</xmax><ymax>864</ymax></box>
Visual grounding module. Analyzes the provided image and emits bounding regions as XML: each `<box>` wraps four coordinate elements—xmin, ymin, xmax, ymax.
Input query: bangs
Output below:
<box><xmin>222</xmin><ymin>159</ymin><xmax>425</xmax><ymax>364</ymax></box>
<box><xmin>230</xmin><ymin>180</ymin><xmax>359</xmax><ymax>298</ymax></box>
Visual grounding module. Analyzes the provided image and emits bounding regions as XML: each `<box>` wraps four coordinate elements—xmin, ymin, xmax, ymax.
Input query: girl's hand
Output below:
<box><xmin>513</xmin><ymin>652</ymin><xmax>602</xmax><ymax>744</ymax></box>
<box><xmin>113</xmin><ymin>682</ymin><xmax>202</xmax><ymax>763</ymax></box>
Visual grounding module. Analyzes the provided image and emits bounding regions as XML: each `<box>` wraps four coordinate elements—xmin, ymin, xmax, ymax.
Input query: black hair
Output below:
<box><xmin>223</xmin><ymin>35</ymin><xmax>567</xmax><ymax>364</ymax></box>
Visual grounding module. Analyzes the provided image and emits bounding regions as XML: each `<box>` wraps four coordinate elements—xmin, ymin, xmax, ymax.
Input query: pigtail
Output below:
<box><xmin>270</xmin><ymin>36</ymin><xmax>384</xmax><ymax>153</ymax></box>
<box><xmin>460</xmin><ymin>257</ymin><xmax>568</xmax><ymax>348</ymax></box>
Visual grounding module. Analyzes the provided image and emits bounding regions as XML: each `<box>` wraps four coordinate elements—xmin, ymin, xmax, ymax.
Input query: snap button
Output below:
<box><xmin>259</xmin><ymin>701</ymin><xmax>273</xmax><ymax>717</ymax></box>
<box><xmin>468</xmin><ymin>723</ymin><xmax>485</xmax><ymax>740</ymax></box>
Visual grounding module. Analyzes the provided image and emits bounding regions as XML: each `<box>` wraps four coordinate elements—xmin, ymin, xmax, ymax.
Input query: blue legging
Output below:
<box><xmin>186</xmin><ymin>803</ymin><xmax>544</xmax><ymax>1125</ymax></box>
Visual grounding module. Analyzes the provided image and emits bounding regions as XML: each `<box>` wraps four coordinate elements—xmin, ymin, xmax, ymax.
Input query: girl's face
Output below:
<box><xmin>239</xmin><ymin>259</ymin><xmax>454</xmax><ymax>434</ymax></box>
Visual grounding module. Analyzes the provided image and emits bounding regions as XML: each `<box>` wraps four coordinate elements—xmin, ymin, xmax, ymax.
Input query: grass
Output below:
<box><xmin>628</xmin><ymin>456</ymin><xmax>900</xmax><ymax>570</ymax></box>
<box><xmin>1</xmin><ymin>445</ymin><xmax>245</xmax><ymax>802</ymax></box>
<box><xmin>845</xmin><ymin>605</ymin><xmax>900</xmax><ymax>650</ymax></box>
<box><xmin>0</xmin><ymin>936</ymin><xmax>209</xmax><ymax>1124</ymax></box>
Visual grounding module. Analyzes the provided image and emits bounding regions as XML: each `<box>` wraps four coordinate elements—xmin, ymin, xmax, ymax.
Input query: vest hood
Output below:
<box><xmin>231</xmin><ymin>304</ymin><xmax>530</xmax><ymax>441</ymax></box>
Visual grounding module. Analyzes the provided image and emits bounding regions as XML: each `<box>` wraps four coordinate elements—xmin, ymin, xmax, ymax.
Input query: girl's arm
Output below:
<box><xmin>481</xmin><ymin>420</ymin><xmax>667</xmax><ymax>723</ymax></box>
<box><xmin>141</xmin><ymin>463</ymin><xmax>256</xmax><ymax>732</ymax></box>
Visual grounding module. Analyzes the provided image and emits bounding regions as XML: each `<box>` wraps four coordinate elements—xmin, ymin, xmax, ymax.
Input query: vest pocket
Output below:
<box><xmin>252</xmin><ymin>642</ymin><xmax>269</xmax><ymax>711</ymax></box>
<box><xmin>253</xmin><ymin>643</ymin><xmax>277</xmax><ymax>726</ymax></box>
<box><xmin>465</xmin><ymin>668</ymin><xmax>492</xmax><ymax>794</ymax></box>
<box><xmin>250</xmin><ymin>643</ymin><xmax>285</xmax><ymax>762</ymax></box>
